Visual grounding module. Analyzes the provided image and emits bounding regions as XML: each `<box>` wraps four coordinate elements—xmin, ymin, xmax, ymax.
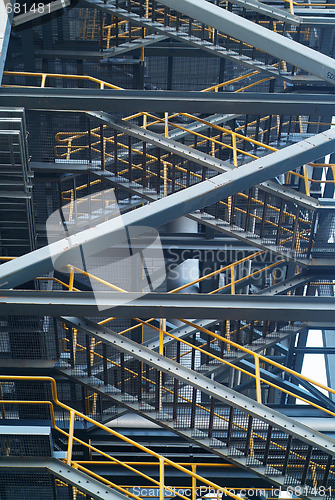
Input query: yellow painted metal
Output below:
<box><xmin>232</xmin><ymin>133</ymin><xmax>238</xmax><ymax>167</ymax></box>
<box><xmin>2</xmin><ymin>71</ymin><xmax>123</xmax><ymax>90</ymax></box>
<box><xmin>159</xmin><ymin>457</ymin><xmax>165</xmax><ymax>500</ymax></box>
<box><xmin>0</xmin><ymin>375</ymin><xmax>245</xmax><ymax>500</ymax></box>
<box><xmin>181</xmin><ymin>320</ymin><xmax>335</xmax><ymax>403</ymax></box>
<box><xmin>75</xmin><ymin>462</ymin><xmax>234</xmax><ymax>467</ymax></box>
<box><xmin>169</xmin><ymin>251</ymin><xmax>263</xmax><ymax>293</ymax></box>
<box><xmin>59</xmin><ymin>252</ymin><xmax>335</xmax><ymax>412</ymax></box>
<box><xmin>164</xmin><ymin>112</ymin><xmax>169</xmax><ymax>138</ymax></box>
<box><xmin>230</xmin><ymin>266</ymin><xmax>235</xmax><ymax>295</ymax></box>
<box><xmin>68</xmin><ymin>266</ymin><xmax>74</xmax><ymax>292</ymax></box>
<box><xmin>67</xmin><ymin>409</ymin><xmax>75</xmax><ymax>465</ymax></box>
<box><xmin>191</xmin><ymin>464</ymin><xmax>197</xmax><ymax>500</ymax></box>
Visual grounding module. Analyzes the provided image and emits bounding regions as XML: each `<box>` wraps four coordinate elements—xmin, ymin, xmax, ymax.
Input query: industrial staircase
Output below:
<box><xmin>44</xmin><ymin>111</ymin><xmax>335</xmax><ymax>498</ymax></box>
<box><xmin>55</xmin><ymin>316</ymin><xmax>335</xmax><ymax>500</ymax></box>
<box><xmin>1</xmin><ymin>374</ymin><xmax>275</xmax><ymax>500</ymax></box>
<box><xmin>83</xmin><ymin>0</ymin><xmax>325</xmax><ymax>85</ymax></box>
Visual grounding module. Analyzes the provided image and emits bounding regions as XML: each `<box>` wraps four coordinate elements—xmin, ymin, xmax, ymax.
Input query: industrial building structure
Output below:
<box><xmin>0</xmin><ymin>0</ymin><xmax>335</xmax><ymax>497</ymax></box>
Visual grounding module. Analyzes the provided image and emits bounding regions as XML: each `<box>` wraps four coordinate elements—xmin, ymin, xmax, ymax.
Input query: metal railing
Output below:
<box><xmin>0</xmin><ymin>375</ymin><xmax>245</xmax><ymax>500</ymax></box>
<box><xmin>52</xmin><ymin>262</ymin><xmax>335</xmax><ymax>415</ymax></box>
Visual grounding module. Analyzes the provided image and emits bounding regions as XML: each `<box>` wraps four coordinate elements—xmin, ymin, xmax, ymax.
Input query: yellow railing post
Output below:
<box><xmin>164</xmin><ymin>112</ymin><xmax>169</xmax><ymax>138</ymax></box>
<box><xmin>41</xmin><ymin>74</ymin><xmax>47</xmax><ymax>88</ymax></box>
<box><xmin>254</xmin><ymin>355</ymin><xmax>262</xmax><ymax>403</ymax></box>
<box><xmin>288</xmin><ymin>0</ymin><xmax>294</xmax><ymax>15</ymax></box>
<box><xmin>67</xmin><ymin>409</ymin><xmax>76</xmax><ymax>464</ymax></box>
<box><xmin>159</xmin><ymin>319</ymin><xmax>165</xmax><ymax>356</ymax></box>
<box><xmin>68</xmin><ymin>266</ymin><xmax>74</xmax><ymax>291</ymax></box>
<box><xmin>211</xmin><ymin>139</ymin><xmax>215</xmax><ymax>157</ymax></box>
<box><xmin>163</xmin><ymin>161</ymin><xmax>168</xmax><ymax>196</ymax></box>
<box><xmin>191</xmin><ymin>464</ymin><xmax>197</xmax><ymax>500</ymax></box>
<box><xmin>159</xmin><ymin>456</ymin><xmax>165</xmax><ymax>500</ymax></box>
<box><xmin>230</xmin><ymin>265</ymin><xmax>235</xmax><ymax>295</ymax></box>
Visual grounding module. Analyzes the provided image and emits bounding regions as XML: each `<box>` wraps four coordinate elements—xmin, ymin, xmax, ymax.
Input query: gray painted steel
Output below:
<box><xmin>0</xmin><ymin>291</ymin><xmax>334</xmax><ymax>320</ymax></box>
<box><xmin>211</xmin><ymin>0</ymin><xmax>300</xmax><ymax>24</ymax></box>
<box><xmin>90</xmin><ymin>112</ymin><xmax>320</xmax><ymax>210</ymax></box>
<box><xmin>0</xmin><ymin>128</ymin><xmax>333</xmax><ymax>289</ymax></box>
<box><xmin>1</xmin><ymin>87</ymin><xmax>335</xmax><ymax>114</ymax></box>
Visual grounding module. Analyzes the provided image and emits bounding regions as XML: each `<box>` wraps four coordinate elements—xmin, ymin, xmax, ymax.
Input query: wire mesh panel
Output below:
<box><xmin>0</xmin><ymin>470</ymin><xmax>95</xmax><ymax>499</ymax></box>
<box><xmin>0</xmin><ymin>432</ymin><xmax>52</xmax><ymax>457</ymax></box>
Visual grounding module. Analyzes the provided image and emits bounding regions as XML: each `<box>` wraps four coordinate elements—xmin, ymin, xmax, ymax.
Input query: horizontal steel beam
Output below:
<box><xmin>155</xmin><ymin>0</ymin><xmax>335</xmax><ymax>85</ymax></box>
<box><xmin>0</xmin><ymin>291</ymin><xmax>335</xmax><ymax>320</ymax></box>
<box><xmin>0</xmin><ymin>128</ymin><xmax>333</xmax><ymax>289</ymax></box>
<box><xmin>0</xmin><ymin>88</ymin><xmax>335</xmax><ymax>115</ymax></box>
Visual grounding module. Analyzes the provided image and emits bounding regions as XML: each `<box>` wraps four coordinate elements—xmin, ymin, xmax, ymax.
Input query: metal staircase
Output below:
<box><xmin>82</xmin><ymin>0</ymin><xmax>328</xmax><ymax>85</ymax></box>
<box><xmin>56</xmin><ymin>316</ymin><xmax>335</xmax><ymax>500</ymax></box>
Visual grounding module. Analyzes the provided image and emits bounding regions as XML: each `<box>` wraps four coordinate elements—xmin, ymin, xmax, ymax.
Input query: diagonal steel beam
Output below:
<box><xmin>101</xmin><ymin>34</ymin><xmax>168</xmax><ymax>58</ymax></box>
<box><xmin>61</xmin><ymin>316</ymin><xmax>335</xmax><ymax>456</ymax></box>
<box><xmin>90</xmin><ymin>111</ymin><xmax>320</xmax><ymax>210</ymax></box>
<box><xmin>151</xmin><ymin>0</ymin><xmax>335</xmax><ymax>85</ymax></box>
<box><xmin>0</xmin><ymin>128</ymin><xmax>333</xmax><ymax>289</ymax></box>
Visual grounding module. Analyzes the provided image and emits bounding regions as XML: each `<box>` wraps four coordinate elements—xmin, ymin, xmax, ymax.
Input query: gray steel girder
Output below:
<box><xmin>1</xmin><ymin>290</ymin><xmax>334</xmax><ymax>321</ymax></box>
<box><xmin>208</xmin><ymin>0</ymin><xmax>300</xmax><ymax>25</ymax></box>
<box><xmin>12</xmin><ymin>0</ymin><xmax>70</xmax><ymax>26</ymax></box>
<box><xmin>1</xmin><ymin>87</ymin><xmax>335</xmax><ymax>114</ymax></box>
<box><xmin>61</xmin><ymin>316</ymin><xmax>335</xmax><ymax>456</ymax></box>
<box><xmin>0</xmin><ymin>128</ymin><xmax>333</xmax><ymax>289</ymax></box>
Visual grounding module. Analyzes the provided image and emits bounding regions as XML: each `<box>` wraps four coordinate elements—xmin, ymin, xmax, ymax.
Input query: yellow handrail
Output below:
<box><xmin>62</xmin><ymin>262</ymin><xmax>335</xmax><ymax>413</ymax></box>
<box><xmin>0</xmin><ymin>375</ymin><xmax>244</xmax><ymax>500</ymax></box>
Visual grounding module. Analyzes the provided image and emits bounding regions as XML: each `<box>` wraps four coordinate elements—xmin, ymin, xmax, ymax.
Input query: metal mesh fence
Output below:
<box><xmin>0</xmin><ymin>470</ymin><xmax>95</xmax><ymax>499</ymax></box>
